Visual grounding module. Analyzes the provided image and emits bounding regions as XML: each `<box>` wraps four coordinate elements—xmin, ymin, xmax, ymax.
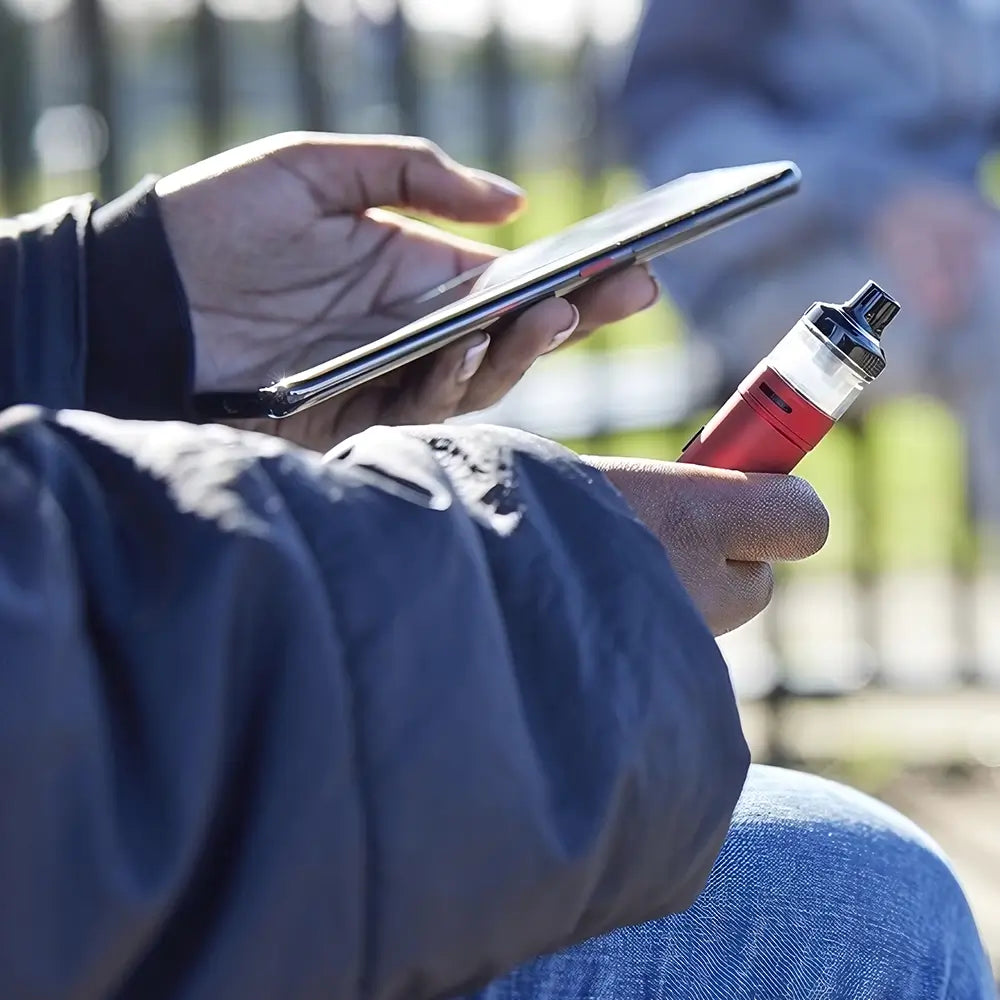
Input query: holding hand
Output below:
<box><xmin>588</xmin><ymin>457</ymin><xmax>829</xmax><ymax>634</ymax></box>
<box><xmin>157</xmin><ymin>133</ymin><xmax>659</xmax><ymax>451</ymax></box>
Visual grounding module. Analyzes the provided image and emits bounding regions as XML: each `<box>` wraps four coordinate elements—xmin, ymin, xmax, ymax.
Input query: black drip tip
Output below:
<box><xmin>805</xmin><ymin>279</ymin><xmax>899</xmax><ymax>380</ymax></box>
<box><xmin>844</xmin><ymin>281</ymin><xmax>900</xmax><ymax>340</ymax></box>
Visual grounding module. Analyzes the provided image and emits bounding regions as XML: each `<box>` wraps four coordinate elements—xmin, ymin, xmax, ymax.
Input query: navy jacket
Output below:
<box><xmin>0</xmin><ymin>181</ymin><xmax>749</xmax><ymax>999</ymax></box>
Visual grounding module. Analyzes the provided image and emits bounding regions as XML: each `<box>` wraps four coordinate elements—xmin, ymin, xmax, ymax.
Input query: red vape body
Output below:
<box><xmin>679</xmin><ymin>282</ymin><xmax>899</xmax><ymax>474</ymax></box>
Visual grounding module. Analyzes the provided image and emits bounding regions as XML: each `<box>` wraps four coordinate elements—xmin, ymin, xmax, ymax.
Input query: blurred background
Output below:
<box><xmin>2</xmin><ymin>0</ymin><xmax>999</xmax><ymax>972</ymax></box>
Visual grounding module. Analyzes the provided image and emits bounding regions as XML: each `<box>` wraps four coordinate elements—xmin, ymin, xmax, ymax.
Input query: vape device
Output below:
<box><xmin>678</xmin><ymin>281</ymin><xmax>900</xmax><ymax>474</ymax></box>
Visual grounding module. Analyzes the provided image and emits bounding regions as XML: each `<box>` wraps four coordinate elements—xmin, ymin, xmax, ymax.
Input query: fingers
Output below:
<box><xmin>709</xmin><ymin>471</ymin><xmax>830</xmax><ymax>564</ymax></box>
<box><xmin>420</xmin><ymin>261</ymin><xmax>658</xmax><ymax>416</ymax></box>
<box><xmin>364</xmin><ymin>208</ymin><xmax>502</xmax><ymax>267</ymax></box>
<box><xmin>377</xmin><ymin>296</ymin><xmax>580</xmax><ymax>424</ymax></box>
<box><xmin>382</xmin><ymin>333</ymin><xmax>492</xmax><ymax>425</ymax></box>
<box><xmin>458</xmin><ymin>298</ymin><xmax>580</xmax><ymax>413</ymax></box>
<box><xmin>643</xmin><ymin>461</ymin><xmax>828</xmax><ymax>563</ymax></box>
<box><xmin>567</xmin><ymin>265</ymin><xmax>661</xmax><ymax>339</ymax></box>
<box><xmin>586</xmin><ymin>458</ymin><xmax>826</xmax><ymax>636</ymax></box>
<box><xmin>715</xmin><ymin>561</ymin><xmax>774</xmax><ymax>636</ymax></box>
<box><xmin>287</xmin><ymin>133</ymin><xmax>526</xmax><ymax>224</ymax></box>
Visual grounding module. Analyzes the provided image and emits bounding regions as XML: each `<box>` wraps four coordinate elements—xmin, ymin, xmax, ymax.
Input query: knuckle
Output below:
<box><xmin>402</xmin><ymin>136</ymin><xmax>445</xmax><ymax>162</ymax></box>
<box><xmin>270</xmin><ymin>132</ymin><xmax>329</xmax><ymax>169</ymax></box>
<box><xmin>274</xmin><ymin>130</ymin><xmax>314</xmax><ymax>153</ymax></box>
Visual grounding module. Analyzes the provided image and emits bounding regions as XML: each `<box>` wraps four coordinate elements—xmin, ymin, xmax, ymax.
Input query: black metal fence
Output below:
<box><xmin>1</xmin><ymin>0</ymin><xmax>995</xmax><ymax>765</ymax></box>
<box><xmin>0</xmin><ymin>0</ymin><xmax>622</xmax><ymax>210</ymax></box>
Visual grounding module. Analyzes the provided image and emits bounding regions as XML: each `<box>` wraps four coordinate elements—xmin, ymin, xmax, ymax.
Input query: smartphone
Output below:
<box><xmin>194</xmin><ymin>160</ymin><xmax>801</xmax><ymax>420</ymax></box>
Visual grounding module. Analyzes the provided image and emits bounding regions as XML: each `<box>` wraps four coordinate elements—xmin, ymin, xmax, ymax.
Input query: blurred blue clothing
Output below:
<box><xmin>473</xmin><ymin>765</ymin><xmax>997</xmax><ymax>1000</ymax></box>
<box><xmin>618</xmin><ymin>0</ymin><xmax>1000</xmax><ymax>329</ymax></box>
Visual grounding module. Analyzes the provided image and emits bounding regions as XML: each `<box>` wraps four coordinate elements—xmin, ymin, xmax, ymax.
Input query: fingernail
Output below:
<box><xmin>640</xmin><ymin>273</ymin><xmax>661</xmax><ymax>310</ymax></box>
<box><xmin>543</xmin><ymin>304</ymin><xmax>581</xmax><ymax>354</ymax></box>
<box><xmin>465</xmin><ymin>167</ymin><xmax>527</xmax><ymax>200</ymax></box>
<box><xmin>458</xmin><ymin>334</ymin><xmax>490</xmax><ymax>382</ymax></box>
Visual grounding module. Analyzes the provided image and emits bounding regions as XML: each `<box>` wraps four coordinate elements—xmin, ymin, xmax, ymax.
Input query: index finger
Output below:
<box><xmin>288</xmin><ymin>134</ymin><xmax>527</xmax><ymax>223</ymax></box>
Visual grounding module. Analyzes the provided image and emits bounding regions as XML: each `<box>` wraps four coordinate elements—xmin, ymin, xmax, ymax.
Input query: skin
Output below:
<box><xmin>589</xmin><ymin>458</ymin><xmax>829</xmax><ymax>635</ymax></box>
<box><xmin>157</xmin><ymin>132</ymin><xmax>660</xmax><ymax>451</ymax></box>
<box><xmin>156</xmin><ymin>131</ymin><xmax>829</xmax><ymax>630</ymax></box>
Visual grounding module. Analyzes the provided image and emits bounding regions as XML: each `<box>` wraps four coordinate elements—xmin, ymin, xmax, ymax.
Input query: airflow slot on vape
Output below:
<box><xmin>681</xmin><ymin>426</ymin><xmax>704</xmax><ymax>453</ymax></box>
<box><xmin>760</xmin><ymin>382</ymin><xmax>793</xmax><ymax>414</ymax></box>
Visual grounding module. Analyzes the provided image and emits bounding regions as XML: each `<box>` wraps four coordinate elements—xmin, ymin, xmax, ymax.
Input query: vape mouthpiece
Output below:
<box><xmin>805</xmin><ymin>280</ymin><xmax>899</xmax><ymax>380</ymax></box>
<box><xmin>844</xmin><ymin>281</ymin><xmax>900</xmax><ymax>341</ymax></box>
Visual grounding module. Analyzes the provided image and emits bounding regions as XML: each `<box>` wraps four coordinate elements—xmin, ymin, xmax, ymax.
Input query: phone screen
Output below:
<box><xmin>472</xmin><ymin>163</ymin><xmax>798</xmax><ymax>292</ymax></box>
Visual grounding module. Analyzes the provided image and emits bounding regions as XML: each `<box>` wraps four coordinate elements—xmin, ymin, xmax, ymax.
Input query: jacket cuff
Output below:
<box><xmin>85</xmin><ymin>176</ymin><xmax>196</xmax><ymax>421</ymax></box>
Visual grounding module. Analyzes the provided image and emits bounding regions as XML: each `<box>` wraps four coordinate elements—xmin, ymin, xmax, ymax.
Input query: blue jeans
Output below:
<box><xmin>473</xmin><ymin>766</ymin><xmax>996</xmax><ymax>999</ymax></box>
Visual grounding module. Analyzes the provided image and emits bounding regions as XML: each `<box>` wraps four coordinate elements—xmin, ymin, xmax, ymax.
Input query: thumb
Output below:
<box><xmin>287</xmin><ymin>133</ymin><xmax>527</xmax><ymax>223</ymax></box>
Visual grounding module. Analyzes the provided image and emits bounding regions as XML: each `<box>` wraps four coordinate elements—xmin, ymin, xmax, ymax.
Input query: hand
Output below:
<box><xmin>156</xmin><ymin>132</ymin><xmax>659</xmax><ymax>451</ymax></box>
<box><xmin>871</xmin><ymin>183</ymin><xmax>995</xmax><ymax>330</ymax></box>
<box><xmin>587</xmin><ymin>457</ymin><xmax>829</xmax><ymax>635</ymax></box>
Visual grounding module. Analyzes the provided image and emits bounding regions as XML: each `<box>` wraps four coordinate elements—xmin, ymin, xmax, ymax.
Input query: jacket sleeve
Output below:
<box><xmin>0</xmin><ymin>180</ymin><xmax>194</xmax><ymax>419</ymax></box>
<box><xmin>0</xmin><ymin>407</ymin><xmax>748</xmax><ymax>1000</ymax></box>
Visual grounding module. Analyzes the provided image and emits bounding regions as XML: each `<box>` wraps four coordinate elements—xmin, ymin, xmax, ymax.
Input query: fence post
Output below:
<box><xmin>0</xmin><ymin>3</ymin><xmax>34</xmax><ymax>212</ymax></box>
<box><xmin>385</xmin><ymin>1</ymin><xmax>420</xmax><ymax>137</ymax></box>
<box><xmin>844</xmin><ymin>414</ymin><xmax>882</xmax><ymax>686</ymax></box>
<box><xmin>292</xmin><ymin>1</ymin><xmax>327</xmax><ymax>132</ymax></box>
<box><xmin>480</xmin><ymin>19</ymin><xmax>514</xmax><ymax>179</ymax></box>
<box><xmin>193</xmin><ymin>0</ymin><xmax>225</xmax><ymax>158</ymax></box>
<box><xmin>572</xmin><ymin>29</ymin><xmax>612</xmax><ymax>218</ymax></box>
<box><xmin>760</xmin><ymin>590</ymin><xmax>794</xmax><ymax>766</ymax></box>
<box><xmin>956</xmin><ymin>440</ymin><xmax>983</xmax><ymax>685</ymax></box>
<box><xmin>71</xmin><ymin>0</ymin><xmax>118</xmax><ymax>197</ymax></box>
<box><xmin>478</xmin><ymin>9</ymin><xmax>515</xmax><ymax>246</ymax></box>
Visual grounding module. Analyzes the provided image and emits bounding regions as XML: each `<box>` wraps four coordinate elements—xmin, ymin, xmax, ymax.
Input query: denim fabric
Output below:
<box><xmin>472</xmin><ymin>766</ymin><xmax>996</xmax><ymax>1000</ymax></box>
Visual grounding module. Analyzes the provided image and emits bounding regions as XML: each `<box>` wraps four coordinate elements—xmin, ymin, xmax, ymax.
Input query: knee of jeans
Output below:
<box><xmin>475</xmin><ymin>767</ymin><xmax>992</xmax><ymax>1000</ymax></box>
<box><xmin>690</xmin><ymin>765</ymin><xmax>988</xmax><ymax>988</ymax></box>
<box><xmin>716</xmin><ymin>765</ymin><xmax>964</xmax><ymax>910</ymax></box>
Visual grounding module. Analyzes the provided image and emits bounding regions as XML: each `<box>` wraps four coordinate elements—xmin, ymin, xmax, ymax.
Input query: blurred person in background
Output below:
<box><xmin>619</xmin><ymin>0</ymin><xmax>1000</xmax><ymax>538</ymax></box>
<box><xmin>0</xmin><ymin>131</ymin><xmax>993</xmax><ymax>998</ymax></box>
